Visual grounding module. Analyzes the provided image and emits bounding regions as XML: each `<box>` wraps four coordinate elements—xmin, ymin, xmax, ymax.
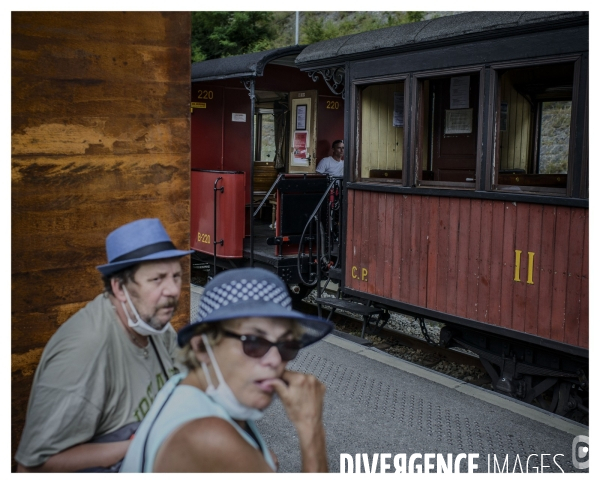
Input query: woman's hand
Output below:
<box><xmin>271</xmin><ymin>370</ymin><xmax>328</xmax><ymax>472</ymax></box>
<box><xmin>271</xmin><ymin>370</ymin><xmax>325</xmax><ymax>429</ymax></box>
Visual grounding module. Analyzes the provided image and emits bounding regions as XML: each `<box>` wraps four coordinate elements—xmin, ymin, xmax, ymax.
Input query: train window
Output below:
<box><xmin>255</xmin><ymin>109</ymin><xmax>276</xmax><ymax>162</ymax></box>
<box><xmin>494</xmin><ymin>62</ymin><xmax>574</xmax><ymax>193</ymax></box>
<box><xmin>358</xmin><ymin>81</ymin><xmax>406</xmax><ymax>182</ymax></box>
<box><xmin>416</xmin><ymin>72</ymin><xmax>481</xmax><ymax>187</ymax></box>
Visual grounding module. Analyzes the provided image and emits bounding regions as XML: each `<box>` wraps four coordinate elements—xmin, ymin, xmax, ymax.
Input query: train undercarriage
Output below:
<box><xmin>439</xmin><ymin>325</ymin><xmax>589</xmax><ymax>423</ymax></box>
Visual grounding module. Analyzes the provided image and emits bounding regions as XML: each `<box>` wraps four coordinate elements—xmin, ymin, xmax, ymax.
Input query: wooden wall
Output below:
<box><xmin>360</xmin><ymin>83</ymin><xmax>404</xmax><ymax>177</ymax></box>
<box><xmin>345</xmin><ymin>190</ymin><xmax>588</xmax><ymax>349</ymax></box>
<box><xmin>499</xmin><ymin>74</ymin><xmax>532</xmax><ymax>171</ymax></box>
<box><xmin>11</xmin><ymin>12</ymin><xmax>191</xmax><ymax>462</ymax></box>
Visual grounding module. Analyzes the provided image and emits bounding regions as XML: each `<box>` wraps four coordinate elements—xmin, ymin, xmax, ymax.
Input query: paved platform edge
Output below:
<box><xmin>323</xmin><ymin>333</ymin><xmax>588</xmax><ymax>436</ymax></box>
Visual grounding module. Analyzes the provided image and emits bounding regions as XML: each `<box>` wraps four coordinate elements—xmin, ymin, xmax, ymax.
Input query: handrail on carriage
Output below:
<box><xmin>296</xmin><ymin>176</ymin><xmax>343</xmax><ymax>289</ymax></box>
<box><xmin>253</xmin><ymin>173</ymin><xmax>284</xmax><ymax>217</ymax></box>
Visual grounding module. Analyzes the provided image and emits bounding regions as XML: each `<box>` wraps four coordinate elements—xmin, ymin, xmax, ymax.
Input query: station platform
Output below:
<box><xmin>190</xmin><ymin>285</ymin><xmax>588</xmax><ymax>473</ymax></box>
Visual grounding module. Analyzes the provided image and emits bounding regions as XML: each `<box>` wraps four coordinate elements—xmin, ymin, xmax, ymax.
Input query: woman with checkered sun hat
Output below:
<box><xmin>121</xmin><ymin>268</ymin><xmax>333</xmax><ymax>472</ymax></box>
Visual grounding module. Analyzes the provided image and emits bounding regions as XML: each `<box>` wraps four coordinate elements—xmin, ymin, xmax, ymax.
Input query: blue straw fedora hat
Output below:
<box><xmin>178</xmin><ymin>268</ymin><xmax>333</xmax><ymax>348</ymax></box>
<box><xmin>97</xmin><ymin>218</ymin><xmax>193</xmax><ymax>276</ymax></box>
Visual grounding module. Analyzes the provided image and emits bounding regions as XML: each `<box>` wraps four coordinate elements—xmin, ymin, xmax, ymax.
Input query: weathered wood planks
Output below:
<box><xmin>11</xmin><ymin>11</ymin><xmax>191</xmax><ymax>463</ymax></box>
<box><xmin>345</xmin><ymin>191</ymin><xmax>588</xmax><ymax>349</ymax></box>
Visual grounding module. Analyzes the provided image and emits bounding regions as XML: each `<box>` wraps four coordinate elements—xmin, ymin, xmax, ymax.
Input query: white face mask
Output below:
<box><xmin>200</xmin><ymin>334</ymin><xmax>265</xmax><ymax>421</ymax></box>
<box><xmin>121</xmin><ymin>286</ymin><xmax>171</xmax><ymax>337</ymax></box>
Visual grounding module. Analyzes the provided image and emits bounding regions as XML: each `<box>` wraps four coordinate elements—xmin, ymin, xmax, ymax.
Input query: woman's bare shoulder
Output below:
<box><xmin>153</xmin><ymin>417</ymin><xmax>273</xmax><ymax>472</ymax></box>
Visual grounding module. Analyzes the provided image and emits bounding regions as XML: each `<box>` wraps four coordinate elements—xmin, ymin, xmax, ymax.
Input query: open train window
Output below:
<box><xmin>255</xmin><ymin>108</ymin><xmax>276</xmax><ymax>162</ymax></box>
<box><xmin>357</xmin><ymin>80</ymin><xmax>406</xmax><ymax>182</ymax></box>
<box><xmin>416</xmin><ymin>71</ymin><xmax>481</xmax><ymax>188</ymax></box>
<box><xmin>494</xmin><ymin>61</ymin><xmax>575</xmax><ymax>194</ymax></box>
<box><xmin>254</xmin><ymin>103</ymin><xmax>287</xmax><ymax>196</ymax></box>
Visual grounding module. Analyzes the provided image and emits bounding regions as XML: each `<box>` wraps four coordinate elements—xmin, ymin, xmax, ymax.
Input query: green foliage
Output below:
<box><xmin>406</xmin><ymin>12</ymin><xmax>426</xmax><ymax>23</ymax></box>
<box><xmin>191</xmin><ymin>11</ymin><xmax>429</xmax><ymax>62</ymax></box>
<box><xmin>191</xmin><ymin>11</ymin><xmax>276</xmax><ymax>62</ymax></box>
<box><xmin>268</xmin><ymin>12</ymin><xmax>296</xmax><ymax>48</ymax></box>
<box><xmin>301</xmin><ymin>11</ymin><xmax>426</xmax><ymax>44</ymax></box>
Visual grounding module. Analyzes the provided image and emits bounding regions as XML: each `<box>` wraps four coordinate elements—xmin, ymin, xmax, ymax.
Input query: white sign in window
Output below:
<box><xmin>450</xmin><ymin>76</ymin><xmax>470</xmax><ymax>109</ymax></box>
<box><xmin>296</xmin><ymin>105</ymin><xmax>307</xmax><ymax>130</ymax></box>
<box><xmin>445</xmin><ymin>109</ymin><xmax>473</xmax><ymax>134</ymax></box>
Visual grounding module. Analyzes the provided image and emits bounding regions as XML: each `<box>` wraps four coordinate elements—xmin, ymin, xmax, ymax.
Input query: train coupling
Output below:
<box><xmin>439</xmin><ymin>326</ymin><xmax>455</xmax><ymax>348</ymax></box>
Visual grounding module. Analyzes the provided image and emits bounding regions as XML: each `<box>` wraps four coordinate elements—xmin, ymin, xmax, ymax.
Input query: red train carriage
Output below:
<box><xmin>294</xmin><ymin>11</ymin><xmax>588</xmax><ymax>419</ymax></box>
<box><xmin>189</xmin><ymin>12</ymin><xmax>588</xmax><ymax>420</ymax></box>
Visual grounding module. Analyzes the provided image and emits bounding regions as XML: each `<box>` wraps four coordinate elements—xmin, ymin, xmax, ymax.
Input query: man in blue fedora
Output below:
<box><xmin>16</xmin><ymin>218</ymin><xmax>193</xmax><ymax>472</ymax></box>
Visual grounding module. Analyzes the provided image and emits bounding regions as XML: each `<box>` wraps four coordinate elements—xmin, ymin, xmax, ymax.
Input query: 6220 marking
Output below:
<box><xmin>197</xmin><ymin>232</ymin><xmax>211</xmax><ymax>244</ymax></box>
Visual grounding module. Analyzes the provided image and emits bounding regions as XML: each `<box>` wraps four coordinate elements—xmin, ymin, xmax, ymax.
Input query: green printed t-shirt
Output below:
<box><xmin>15</xmin><ymin>293</ymin><xmax>181</xmax><ymax>468</ymax></box>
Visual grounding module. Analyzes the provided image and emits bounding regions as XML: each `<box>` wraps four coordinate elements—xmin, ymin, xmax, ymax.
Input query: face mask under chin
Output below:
<box><xmin>200</xmin><ymin>334</ymin><xmax>265</xmax><ymax>421</ymax></box>
<box><xmin>121</xmin><ymin>285</ymin><xmax>171</xmax><ymax>337</ymax></box>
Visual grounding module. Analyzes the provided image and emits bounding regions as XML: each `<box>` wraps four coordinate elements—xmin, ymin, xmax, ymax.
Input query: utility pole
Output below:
<box><xmin>295</xmin><ymin>11</ymin><xmax>299</xmax><ymax>45</ymax></box>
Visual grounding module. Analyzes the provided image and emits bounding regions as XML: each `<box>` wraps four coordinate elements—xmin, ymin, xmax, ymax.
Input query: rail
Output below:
<box><xmin>212</xmin><ymin>177</ymin><xmax>224</xmax><ymax>276</ymax></box>
<box><xmin>296</xmin><ymin>177</ymin><xmax>343</xmax><ymax>294</ymax></box>
<box><xmin>253</xmin><ymin>173</ymin><xmax>284</xmax><ymax>217</ymax></box>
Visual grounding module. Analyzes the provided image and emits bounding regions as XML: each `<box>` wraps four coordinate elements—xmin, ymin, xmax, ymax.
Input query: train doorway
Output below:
<box><xmin>189</xmin><ymin>47</ymin><xmax>344</xmax><ymax>284</ymax></box>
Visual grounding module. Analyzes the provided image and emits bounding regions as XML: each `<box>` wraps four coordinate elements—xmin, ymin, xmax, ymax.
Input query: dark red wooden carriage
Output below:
<box><xmin>294</xmin><ymin>11</ymin><xmax>589</xmax><ymax>419</ymax></box>
<box><xmin>188</xmin><ymin>12</ymin><xmax>588</xmax><ymax>420</ymax></box>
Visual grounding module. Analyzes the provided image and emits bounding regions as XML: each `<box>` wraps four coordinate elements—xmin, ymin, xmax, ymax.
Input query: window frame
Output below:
<box><xmin>412</xmin><ymin>66</ymin><xmax>485</xmax><ymax>190</ymax></box>
<box><xmin>353</xmin><ymin>74</ymin><xmax>410</xmax><ymax>186</ymax></box>
<box><xmin>489</xmin><ymin>55</ymin><xmax>582</xmax><ymax>197</ymax></box>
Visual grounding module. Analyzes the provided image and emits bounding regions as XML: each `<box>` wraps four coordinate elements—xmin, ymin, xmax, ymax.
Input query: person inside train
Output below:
<box><xmin>120</xmin><ymin>267</ymin><xmax>333</xmax><ymax>472</ymax></box>
<box><xmin>15</xmin><ymin>218</ymin><xmax>192</xmax><ymax>472</ymax></box>
<box><xmin>316</xmin><ymin>139</ymin><xmax>344</xmax><ymax>178</ymax></box>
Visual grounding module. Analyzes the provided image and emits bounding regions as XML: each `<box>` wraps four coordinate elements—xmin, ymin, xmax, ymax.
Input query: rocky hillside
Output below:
<box><xmin>267</xmin><ymin>11</ymin><xmax>465</xmax><ymax>47</ymax></box>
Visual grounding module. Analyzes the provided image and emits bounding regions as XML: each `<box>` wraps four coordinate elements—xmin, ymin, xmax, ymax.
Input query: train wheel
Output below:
<box><xmin>555</xmin><ymin>381</ymin><xmax>588</xmax><ymax>424</ymax></box>
<box><xmin>532</xmin><ymin>379</ymin><xmax>588</xmax><ymax>424</ymax></box>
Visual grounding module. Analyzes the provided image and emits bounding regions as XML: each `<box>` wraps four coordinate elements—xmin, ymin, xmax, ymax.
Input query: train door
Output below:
<box><xmin>429</xmin><ymin>74</ymin><xmax>479</xmax><ymax>182</ymax></box>
<box><xmin>289</xmin><ymin>90</ymin><xmax>318</xmax><ymax>173</ymax></box>
<box><xmin>254</xmin><ymin>96</ymin><xmax>284</xmax><ymax>196</ymax></box>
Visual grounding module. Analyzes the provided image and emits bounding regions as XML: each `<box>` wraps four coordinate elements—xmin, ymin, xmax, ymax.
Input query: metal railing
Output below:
<box><xmin>296</xmin><ymin>177</ymin><xmax>343</xmax><ymax>297</ymax></box>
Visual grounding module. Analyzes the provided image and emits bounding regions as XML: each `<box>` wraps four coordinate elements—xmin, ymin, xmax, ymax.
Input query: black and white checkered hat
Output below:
<box><xmin>178</xmin><ymin>268</ymin><xmax>333</xmax><ymax>347</ymax></box>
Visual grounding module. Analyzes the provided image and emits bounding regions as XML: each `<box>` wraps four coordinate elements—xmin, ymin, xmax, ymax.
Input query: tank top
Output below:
<box><xmin>120</xmin><ymin>372</ymin><xmax>276</xmax><ymax>472</ymax></box>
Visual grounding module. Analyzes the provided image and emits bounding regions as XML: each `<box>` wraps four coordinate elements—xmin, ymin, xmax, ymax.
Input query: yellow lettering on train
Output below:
<box><xmin>197</xmin><ymin>233</ymin><xmax>211</xmax><ymax>244</ymax></box>
<box><xmin>352</xmin><ymin>266</ymin><xmax>358</xmax><ymax>279</ymax></box>
<box><xmin>527</xmin><ymin>252</ymin><xmax>535</xmax><ymax>285</ymax></box>
<box><xmin>514</xmin><ymin>250</ymin><xmax>522</xmax><ymax>282</ymax></box>
<box><xmin>197</xmin><ymin>89</ymin><xmax>213</xmax><ymax>100</ymax></box>
<box><xmin>361</xmin><ymin>268</ymin><xmax>368</xmax><ymax>281</ymax></box>
<box><xmin>514</xmin><ymin>249</ymin><xmax>535</xmax><ymax>284</ymax></box>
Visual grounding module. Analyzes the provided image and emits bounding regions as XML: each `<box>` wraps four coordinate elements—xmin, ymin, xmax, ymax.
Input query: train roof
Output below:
<box><xmin>191</xmin><ymin>45</ymin><xmax>305</xmax><ymax>82</ymax></box>
<box><xmin>295</xmin><ymin>11</ymin><xmax>588</xmax><ymax>67</ymax></box>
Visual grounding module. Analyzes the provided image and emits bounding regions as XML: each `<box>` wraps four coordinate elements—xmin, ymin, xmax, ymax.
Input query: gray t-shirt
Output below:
<box><xmin>316</xmin><ymin>156</ymin><xmax>344</xmax><ymax>177</ymax></box>
<box><xmin>15</xmin><ymin>293</ymin><xmax>181</xmax><ymax>468</ymax></box>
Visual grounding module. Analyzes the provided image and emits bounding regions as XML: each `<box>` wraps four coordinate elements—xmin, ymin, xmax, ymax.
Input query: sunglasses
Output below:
<box><xmin>223</xmin><ymin>330</ymin><xmax>302</xmax><ymax>361</ymax></box>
